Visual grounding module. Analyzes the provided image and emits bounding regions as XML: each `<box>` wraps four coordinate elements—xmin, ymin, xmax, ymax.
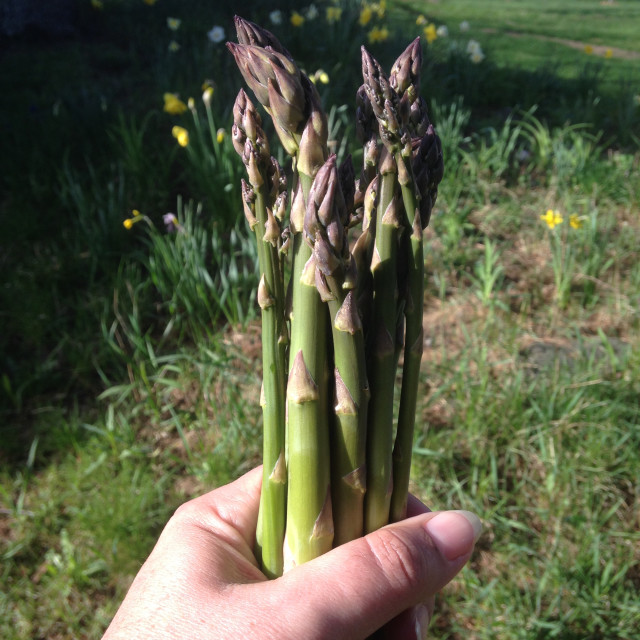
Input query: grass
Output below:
<box><xmin>1</xmin><ymin>0</ymin><xmax>639</xmax><ymax>638</ymax></box>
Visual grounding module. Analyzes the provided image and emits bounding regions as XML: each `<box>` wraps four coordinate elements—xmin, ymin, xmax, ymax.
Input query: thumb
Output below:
<box><xmin>276</xmin><ymin>510</ymin><xmax>481</xmax><ymax>640</ymax></box>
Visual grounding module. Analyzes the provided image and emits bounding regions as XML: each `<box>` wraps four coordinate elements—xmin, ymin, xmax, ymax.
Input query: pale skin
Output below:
<box><xmin>102</xmin><ymin>467</ymin><xmax>481</xmax><ymax>640</ymax></box>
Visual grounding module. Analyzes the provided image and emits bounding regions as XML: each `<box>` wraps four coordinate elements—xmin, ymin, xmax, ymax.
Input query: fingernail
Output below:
<box><xmin>424</xmin><ymin>510</ymin><xmax>482</xmax><ymax>561</ymax></box>
<box><xmin>414</xmin><ymin>604</ymin><xmax>430</xmax><ymax>640</ymax></box>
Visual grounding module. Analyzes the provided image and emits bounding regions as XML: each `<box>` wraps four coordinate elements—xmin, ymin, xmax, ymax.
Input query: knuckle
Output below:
<box><xmin>364</xmin><ymin>527</ymin><xmax>427</xmax><ymax>593</ymax></box>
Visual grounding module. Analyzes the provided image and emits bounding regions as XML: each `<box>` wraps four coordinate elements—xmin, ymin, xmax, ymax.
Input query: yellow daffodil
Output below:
<box><xmin>605</xmin><ymin>48</ymin><xmax>613</xmax><ymax>59</ymax></box>
<box><xmin>416</xmin><ymin>15</ymin><xmax>427</xmax><ymax>26</ymax></box>
<box><xmin>368</xmin><ymin>26</ymin><xmax>389</xmax><ymax>44</ymax></box>
<box><xmin>163</xmin><ymin>93</ymin><xmax>188</xmax><ymax>115</ymax></box>
<box><xmin>584</xmin><ymin>45</ymin><xmax>594</xmax><ymax>55</ymax></box>
<box><xmin>326</xmin><ymin>6</ymin><xmax>342</xmax><ymax>23</ymax></box>
<box><xmin>167</xmin><ymin>17</ymin><xmax>181</xmax><ymax>30</ymax></box>
<box><xmin>359</xmin><ymin>5</ymin><xmax>372</xmax><ymax>26</ymax></box>
<box><xmin>291</xmin><ymin>11</ymin><xmax>305</xmax><ymax>27</ymax></box>
<box><xmin>203</xmin><ymin>86</ymin><xmax>214</xmax><ymax>105</ymax></box>
<box><xmin>168</xmin><ymin>40</ymin><xmax>180</xmax><ymax>53</ymax></box>
<box><xmin>216</xmin><ymin>128</ymin><xmax>225</xmax><ymax>144</ymax></box>
<box><xmin>310</xmin><ymin>69</ymin><xmax>330</xmax><ymax>84</ymax></box>
<box><xmin>541</xmin><ymin>209</ymin><xmax>563</xmax><ymax>229</ymax></box>
<box><xmin>372</xmin><ymin>1</ymin><xmax>385</xmax><ymax>18</ymax></box>
<box><xmin>123</xmin><ymin>211</ymin><xmax>144</xmax><ymax>229</ymax></box>
<box><xmin>569</xmin><ymin>214</ymin><xmax>583</xmax><ymax>230</ymax></box>
<box><xmin>424</xmin><ymin>24</ymin><xmax>437</xmax><ymax>44</ymax></box>
<box><xmin>91</xmin><ymin>0</ymin><xmax>104</xmax><ymax>10</ymax></box>
<box><xmin>172</xmin><ymin>125</ymin><xmax>189</xmax><ymax>147</ymax></box>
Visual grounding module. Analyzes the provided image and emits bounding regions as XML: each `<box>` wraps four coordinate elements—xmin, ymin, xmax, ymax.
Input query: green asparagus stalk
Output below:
<box><xmin>363</xmin><ymin>152</ymin><xmax>403</xmax><ymax>533</ymax></box>
<box><xmin>361</xmin><ymin>46</ymin><xmax>408</xmax><ymax>533</ymax></box>
<box><xmin>390</xmin><ymin>130</ymin><xmax>443</xmax><ymax>522</ymax></box>
<box><xmin>284</xmin><ymin>86</ymin><xmax>333</xmax><ymax>568</ymax></box>
<box><xmin>304</xmin><ymin>154</ymin><xmax>369</xmax><ymax>546</ymax></box>
<box><xmin>230</xmin><ymin>17</ymin><xmax>333</xmax><ymax>570</ymax></box>
<box><xmin>389</xmin><ymin>38</ymin><xmax>444</xmax><ymax>520</ymax></box>
<box><xmin>227</xmin><ymin>19</ymin><xmax>446</xmax><ymax>570</ymax></box>
<box><xmin>232</xmin><ymin>90</ymin><xmax>288</xmax><ymax>578</ymax></box>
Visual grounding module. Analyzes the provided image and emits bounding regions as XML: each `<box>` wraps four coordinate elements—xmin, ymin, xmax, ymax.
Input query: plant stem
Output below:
<box><xmin>390</xmin><ymin>165</ymin><xmax>423</xmax><ymax>523</ymax></box>
<box><xmin>364</xmin><ymin>152</ymin><xmax>401</xmax><ymax>533</ymax></box>
<box><xmin>252</xmin><ymin>184</ymin><xmax>287</xmax><ymax>579</ymax></box>
<box><xmin>327</xmin><ymin>288</ymin><xmax>368</xmax><ymax>545</ymax></box>
<box><xmin>285</xmin><ymin>169</ymin><xmax>332</xmax><ymax>565</ymax></box>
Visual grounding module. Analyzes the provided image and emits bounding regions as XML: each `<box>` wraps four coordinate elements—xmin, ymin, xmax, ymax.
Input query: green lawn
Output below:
<box><xmin>1</xmin><ymin>0</ymin><xmax>639</xmax><ymax>638</ymax></box>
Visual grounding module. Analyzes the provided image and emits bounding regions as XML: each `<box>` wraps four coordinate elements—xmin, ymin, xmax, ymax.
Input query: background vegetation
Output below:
<box><xmin>1</xmin><ymin>0</ymin><xmax>639</xmax><ymax>638</ymax></box>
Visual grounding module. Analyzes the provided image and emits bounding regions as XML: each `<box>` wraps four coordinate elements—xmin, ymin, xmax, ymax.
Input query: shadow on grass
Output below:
<box><xmin>1</xmin><ymin>2</ymin><xmax>638</xmax><ymax>452</ymax></box>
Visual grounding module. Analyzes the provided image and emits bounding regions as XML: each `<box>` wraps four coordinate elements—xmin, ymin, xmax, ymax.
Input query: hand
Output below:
<box><xmin>102</xmin><ymin>467</ymin><xmax>481</xmax><ymax>640</ymax></box>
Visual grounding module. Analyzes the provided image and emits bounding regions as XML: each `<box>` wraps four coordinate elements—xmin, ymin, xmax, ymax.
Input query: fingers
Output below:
<box><xmin>271</xmin><ymin>510</ymin><xmax>481</xmax><ymax>640</ymax></box>
<box><xmin>181</xmin><ymin>466</ymin><xmax>263</xmax><ymax>549</ymax></box>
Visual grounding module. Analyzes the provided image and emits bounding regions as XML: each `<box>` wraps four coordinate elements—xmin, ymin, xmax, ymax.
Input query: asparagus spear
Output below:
<box><xmin>284</xmin><ymin>86</ymin><xmax>333</xmax><ymax>568</ymax></box>
<box><xmin>229</xmin><ymin>19</ymin><xmax>333</xmax><ymax>567</ymax></box>
<box><xmin>232</xmin><ymin>90</ymin><xmax>288</xmax><ymax>578</ymax></box>
<box><xmin>388</xmin><ymin>39</ymin><xmax>444</xmax><ymax>522</ymax></box>
<box><xmin>361</xmin><ymin>47</ymin><xmax>408</xmax><ymax>533</ymax></box>
<box><xmin>228</xmin><ymin>20</ymin><xmax>446</xmax><ymax>566</ymax></box>
<box><xmin>304</xmin><ymin>154</ymin><xmax>369</xmax><ymax>546</ymax></box>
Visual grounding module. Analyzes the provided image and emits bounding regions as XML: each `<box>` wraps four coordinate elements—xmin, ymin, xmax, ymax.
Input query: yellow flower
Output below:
<box><xmin>310</xmin><ymin>69</ymin><xmax>330</xmax><ymax>85</ymax></box>
<box><xmin>291</xmin><ymin>11</ymin><xmax>305</xmax><ymax>27</ymax></box>
<box><xmin>163</xmin><ymin>93</ymin><xmax>187</xmax><ymax>115</ymax></box>
<box><xmin>123</xmin><ymin>218</ymin><xmax>133</xmax><ymax>229</ymax></box>
<box><xmin>569</xmin><ymin>214</ymin><xmax>583</xmax><ymax>230</ymax></box>
<box><xmin>172</xmin><ymin>125</ymin><xmax>189</xmax><ymax>147</ymax></box>
<box><xmin>416</xmin><ymin>14</ymin><xmax>427</xmax><ymax>26</ymax></box>
<box><xmin>168</xmin><ymin>40</ymin><xmax>180</xmax><ymax>53</ymax></box>
<box><xmin>541</xmin><ymin>209</ymin><xmax>563</xmax><ymax>229</ymax></box>
<box><xmin>132</xmin><ymin>209</ymin><xmax>141</xmax><ymax>217</ymax></box>
<box><xmin>216</xmin><ymin>128</ymin><xmax>225</xmax><ymax>144</ymax></box>
<box><xmin>584</xmin><ymin>45</ymin><xmax>594</xmax><ymax>55</ymax></box>
<box><xmin>91</xmin><ymin>0</ymin><xmax>104</xmax><ymax>10</ymax></box>
<box><xmin>202</xmin><ymin>86</ymin><xmax>214</xmax><ymax>105</ymax></box>
<box><xmin>604</xmin><ymin>48</ymin><xmax>613</xmax><ymax>59</ymax></box>
<box><xmin>424</xmin><ymin>23</ymin><xmax>437</xmax><ymax>44</ymax></box>
<box><xmin>326</xmin><ymin>6</ymin><xmax>342</xmax><ymax>23</ymax></box>
<box><xmin>359</xmin><ymin>5</ymin><xmax>372</xmax><ymax>26</ymax></box>
<box><xmin>368</xmin><ymin>26</ymin><xmax>389</xmax><ymax>44</ymax></box>
<box><xmin>372</xmin><ymin>1</ymin><xmax>385</xmax><ymax>18</ymax></box>
<box><xmin>167</xmin><ymin>17</ymin><xmax>181</xmax><ymax>30</ymax></box>
<box><xmin>143</xmin><ymin>0</ymin><xmax>157</xmax><ymax>5</ymax></box>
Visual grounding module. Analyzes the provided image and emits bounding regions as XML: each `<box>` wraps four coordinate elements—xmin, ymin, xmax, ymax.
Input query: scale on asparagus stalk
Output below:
<box><xmin>228</xmin><ymin>16</ymin><xmax>444</xmax><ymax>579</ymax></box>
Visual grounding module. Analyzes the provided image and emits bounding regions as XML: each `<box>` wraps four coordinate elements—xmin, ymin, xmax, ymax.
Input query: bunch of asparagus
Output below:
<box><xmin>227</xmin><ymin>16</ymin><xmax>443</xmax><ymax>579</ymax></box>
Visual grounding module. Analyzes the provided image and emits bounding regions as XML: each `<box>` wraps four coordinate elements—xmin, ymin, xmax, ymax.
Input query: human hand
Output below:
<box><xmin>102</xmin><ymin>467</ymin><xmax>481</xmax><ymax>640</ymax></box>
